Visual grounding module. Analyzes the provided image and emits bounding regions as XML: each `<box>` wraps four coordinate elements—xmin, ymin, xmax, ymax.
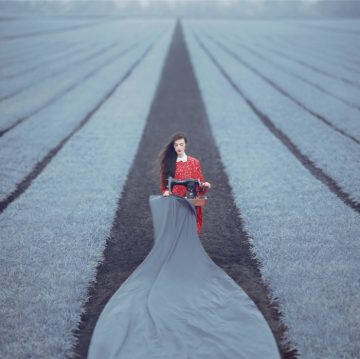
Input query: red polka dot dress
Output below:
<box><xmin>161</xmin><ymin>154</ymin><xmax>207</xmax><ymax>235</ymax></box>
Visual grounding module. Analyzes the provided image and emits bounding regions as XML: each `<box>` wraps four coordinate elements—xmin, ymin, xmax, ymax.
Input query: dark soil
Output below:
<box><xmin>71</xmin><ymin>19</ymin><xmax>299</xmax><ymax>359</ymax></box>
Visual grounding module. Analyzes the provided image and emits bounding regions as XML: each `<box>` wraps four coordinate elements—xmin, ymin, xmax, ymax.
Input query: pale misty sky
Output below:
<box><xmin>48</xmin><ymin>0</ymin><xmax>322</xmax><ymax>9</ymax></box>
<box><xmin>111</xmin><ymin>0</ymin><xmax>320</xmax><ymax>9</ymax></box>
<box><xmin>2</xmin><ymin>0</ymin><xmax>358</xmax><ymax>18</ymax></box>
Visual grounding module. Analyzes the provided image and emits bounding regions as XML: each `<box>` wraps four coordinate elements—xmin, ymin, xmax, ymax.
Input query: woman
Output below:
<box><xmin>158</xmin><ymin>132</ymin><xmax>211</xmax><ymax>234</ymax></box>
<box><xmin>87</xmin><ymin>133</ymin><xmax>281</xmax><ymax>359</ymax></box>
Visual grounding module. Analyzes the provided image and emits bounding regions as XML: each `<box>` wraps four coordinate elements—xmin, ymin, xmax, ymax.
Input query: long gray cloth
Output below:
<box><xmin>87</xmin><ymin>195</ymin><xmax>281</xmax><ymax>358</ymax></box>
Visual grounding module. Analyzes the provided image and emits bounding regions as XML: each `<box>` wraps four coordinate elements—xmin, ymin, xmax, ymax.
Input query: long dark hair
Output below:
<box><xmin>157</xmin><ymin>132</ymin><xmax>188</xmax><ymax>190</ymax></box>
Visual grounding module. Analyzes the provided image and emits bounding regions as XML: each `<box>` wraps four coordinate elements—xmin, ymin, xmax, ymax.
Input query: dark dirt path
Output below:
<box><xmin>72</xmin><ymin>20</ymin><xmax>298</xmax><ymax>359</ymax></box>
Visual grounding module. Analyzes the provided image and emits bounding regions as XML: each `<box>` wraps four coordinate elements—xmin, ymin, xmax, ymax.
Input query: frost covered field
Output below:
<box><xmin>0</xmin><ymin>15</ymin><xmax>360</xmax><ymax>359</ymax></box>
<box><xmin>183</xmin><ymin>19</ymin><xmax>360</xmax><ymax>359</ymax></box>
<box><xmin>0</xmin><ymin>17</ymin><xmax>176</xmax><ymax>358</ymax></box>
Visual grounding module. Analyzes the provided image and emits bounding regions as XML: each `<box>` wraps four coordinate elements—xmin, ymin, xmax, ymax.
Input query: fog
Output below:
<box><xmin>1</xmin><ymin>0</ymin><xmax>360</xmax><ymax>19</ymax></box>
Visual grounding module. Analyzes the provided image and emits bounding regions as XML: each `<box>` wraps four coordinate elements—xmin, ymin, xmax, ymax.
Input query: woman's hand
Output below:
<box><xmin>202</xmin><ymin>182</ymin><xmax>211</xmax><ymax>189</ymax></box>
<box><xmin>163</xmin><ymin>190</ymin><xmax>171</xmax><ymax>196</ymax></box>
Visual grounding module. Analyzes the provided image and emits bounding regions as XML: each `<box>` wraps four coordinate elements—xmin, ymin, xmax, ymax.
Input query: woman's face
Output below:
<box><xmin>173</xmin><ymin>138</ymin><xmax>186</xmax><ymax>157</ymax></box>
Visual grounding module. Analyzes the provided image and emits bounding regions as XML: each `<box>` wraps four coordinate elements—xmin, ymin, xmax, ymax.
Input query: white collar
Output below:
<box><xmin>176</xmin><ymin>152</ymin><xmax>187</xmax><ymax>162</ymax></box>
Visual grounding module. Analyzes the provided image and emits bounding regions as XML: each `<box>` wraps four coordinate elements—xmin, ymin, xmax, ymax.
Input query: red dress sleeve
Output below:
<box><xmin>160</xmin><ymin>175</ymin><xmax>167</xmax><ymax>193</ymax></box>
<box><xmin>195</xmin><ymin>159</ymin><xmax>207</xmax><ymax>196</ymax></box>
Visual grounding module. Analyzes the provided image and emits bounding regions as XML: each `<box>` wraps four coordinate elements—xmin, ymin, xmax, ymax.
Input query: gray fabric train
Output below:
<box><xmin>87</xmin><ymin>195</ymin><xmax>281</xmax><ymax>358</ymax></box>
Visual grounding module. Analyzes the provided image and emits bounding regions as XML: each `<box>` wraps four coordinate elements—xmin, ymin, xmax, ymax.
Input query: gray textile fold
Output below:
<box><xmin>87</xmin><ymin>195</ymin><xmax>281</xmax><ymax>358</ymax></box>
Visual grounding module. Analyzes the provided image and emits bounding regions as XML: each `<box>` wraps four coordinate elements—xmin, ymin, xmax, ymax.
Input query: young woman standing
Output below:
<box><xmin>158</xmin><ymin>132</ymin><xmax>211</xmax><ymax>234</ymax></box>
